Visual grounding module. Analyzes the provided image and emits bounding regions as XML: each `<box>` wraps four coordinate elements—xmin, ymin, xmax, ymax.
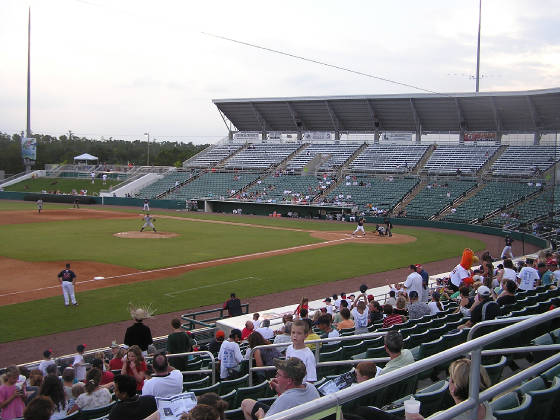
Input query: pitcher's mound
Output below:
<box><xmin>114</xmin><ymin>231</ymin><xmax>179</xmax><ymax>239</ymax></box>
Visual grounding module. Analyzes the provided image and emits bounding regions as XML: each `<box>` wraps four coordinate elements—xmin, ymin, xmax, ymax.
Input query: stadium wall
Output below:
<box><xmin>0</xmin><ymin>191</ymin><xmax>548</xmax><ymax>248</ymax></box>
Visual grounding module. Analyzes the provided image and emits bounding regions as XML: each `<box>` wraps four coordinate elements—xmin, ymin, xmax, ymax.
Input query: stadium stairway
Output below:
<box><xmin>394</xmin><ymin>179</ymin><xmax>427</xmax><ymax>215</ymax></box>
<box><xmin>214</xmin><ymin>143</ymin><xmax>250</xmax><ymax>169</ymax></box>
<box><xmin>433</xmin><ymin>180</ymin><xmax>485</xmax><ymax>221</ymax></box>
<box><xmin>480</xmin><ymin>186</ymin><xmax>547</xmax><ymax>225</ymax></box>
<box><xmin>337</xmin><ymin>142</ymin><xmax>369</xmax><ymax>177</ymax></box>
<box><xmin>411</xmin><ymin>144</ymin><xmax>436</xmax><ymax>174</ymax></box>
<box><xmin>273</xmin><ymin>142</ymin><xmax>310</xmax><ymax>171</ymax></box>
<box><xmin>477</xmin><ymin>144</ymin><xmax>508</xmax><ymax>176</ymax></box>
<box><xmin>157</xmin><ymin>170</ymin><xmax>202</xmax><ymax>199</ymax></box>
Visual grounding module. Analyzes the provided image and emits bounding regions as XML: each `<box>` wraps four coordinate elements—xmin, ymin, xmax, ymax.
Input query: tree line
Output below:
<box><xmin>0</xmin><ymin>132</ymin><xmax>209</xmax><ymax>175</ymax></box>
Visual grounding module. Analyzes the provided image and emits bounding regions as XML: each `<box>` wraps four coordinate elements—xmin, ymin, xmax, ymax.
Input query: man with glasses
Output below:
<box><xmin>241</xmin><ymin>357</ymin><xmax>319</xmax><ymax>419</ymax></box>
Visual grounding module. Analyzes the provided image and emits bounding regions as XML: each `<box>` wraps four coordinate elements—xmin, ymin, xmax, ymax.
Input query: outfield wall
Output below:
<box><xmin>0</xmin><ymin>191</ymin><xmax>548</xmax><ymax>249</ymax></box>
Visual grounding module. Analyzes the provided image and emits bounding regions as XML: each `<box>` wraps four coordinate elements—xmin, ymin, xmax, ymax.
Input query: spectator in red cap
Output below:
<box><xmin>209</xmin><ymin>330</ymin><xmax>225</xmax><ymax>356</ymax></box>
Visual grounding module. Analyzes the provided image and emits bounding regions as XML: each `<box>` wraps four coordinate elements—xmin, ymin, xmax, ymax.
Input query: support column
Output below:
<box><xmin>228</xmin><ymin>130</ymin><xmax>233</xmax><ymax>141</ymax></box>
<box><xmin>534</xmin><ymin>131</ymin><xmax>541</xmax><ymax>145</ymax></box>
<box><xmin>459</xmin><ymin>127</ymin><xmax>465</xmax><ymax>145</ymax></box>
<box><xmin>495</xmin><ymin>131</ymin><xmax>502</xmax><ymax>145</ymax></box>
<box><xmin>335</xmin><ymin>131</ymin><xmax>340</xmax><ymax>140</ymax></box>
<box><xmin>415</xmin><ymin>127</ymin><xmax>422</xmax><ymax>143</ymax></box>
<box><xmin>297</xmin><ymin>131</ymin><xmax>303</xmax><ymax>141</ymax></box>
<box><xmin>374</xmin><ymin>130</ymin><xmax>380</xmax><ymax>144</ymax></box>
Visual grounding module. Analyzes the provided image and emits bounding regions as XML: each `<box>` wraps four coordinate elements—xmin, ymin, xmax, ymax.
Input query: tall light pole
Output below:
<box><xmin>144</xmin><ymin>132</ymin><xmax>150</xmax><ymax>166</ymax></box>
<box><xmin>475</xmin><ymin>0</ymin><xmax>482</xmax><ymax>92</ymax></box>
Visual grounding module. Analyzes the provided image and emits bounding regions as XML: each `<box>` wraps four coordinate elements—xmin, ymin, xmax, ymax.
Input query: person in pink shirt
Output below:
<box><xmin>0</xmin><ymin>366</ymin><xmax>26</xmax><ymax>420</ymax></box>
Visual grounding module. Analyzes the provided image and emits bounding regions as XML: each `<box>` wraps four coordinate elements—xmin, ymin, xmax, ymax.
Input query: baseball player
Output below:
<box><xmin>58</xmin><ymin>263</ymin><xmax>78</xmax><ymax>306</ymax></box>
<box><xmin>352</xmin><ymin>217</ymin><xmax>366</xmax><ymax>236</ymax></box>
<box><xmin>501</xmin><ymin>235</ymin><xmax>514</xmax><ymax>259</ymax></box>
<box><xmin>36</xmin><ymin>199</ymin><xmax>43</xmax><ymax>213</ymax></box>
<box><xmin>143</xmin><ymin>199</ymin><xmax>150</xmax><ymax>212</ymax></box>
<box><xmin>140</xmin><ymin>213</ymin><xmax>157</xmax><ymax>232</ymax></box>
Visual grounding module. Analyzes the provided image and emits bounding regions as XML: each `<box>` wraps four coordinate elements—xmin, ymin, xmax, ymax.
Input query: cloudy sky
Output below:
<box><xmin>1</xmin><ymin>0</ymin><xmax>559</xmax><ymax>144</ymax></box>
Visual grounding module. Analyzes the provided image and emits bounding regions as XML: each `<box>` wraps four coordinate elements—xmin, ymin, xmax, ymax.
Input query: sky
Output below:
<box><xmin>1</xmin><ymin>0</ymin><xmax>559</xmax><ymax>144</ymax></box>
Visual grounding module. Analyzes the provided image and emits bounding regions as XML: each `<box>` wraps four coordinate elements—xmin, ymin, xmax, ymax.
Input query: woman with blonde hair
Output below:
<box><xmin>447</xmin><ymin>358</ymin><xmax>495</xmax><ymax>420</ymax></box>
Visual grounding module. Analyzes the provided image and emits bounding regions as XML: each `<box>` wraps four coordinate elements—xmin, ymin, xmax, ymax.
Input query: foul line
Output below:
<box><xmin>164</xmin><ymin>276</ymin><xmax>260</xmax><ymax>297</ymax></box>
<box><xmin>0</xmin><ymin>236</ymin><xmax>354</xmax><ymax>298</ymax></box>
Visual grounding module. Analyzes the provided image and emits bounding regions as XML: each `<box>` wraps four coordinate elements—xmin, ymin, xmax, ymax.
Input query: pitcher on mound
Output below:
<box><xmin>140</xmin><ymin>213</ymin><xmax>157</xmax><ymax>233</ymax></box>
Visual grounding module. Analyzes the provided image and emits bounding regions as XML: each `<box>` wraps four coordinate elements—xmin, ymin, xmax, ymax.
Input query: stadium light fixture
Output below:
<box><xmin>144</xmin><ymin>132</ymin><xmax>150</xmax><ymax>166</ymax></box>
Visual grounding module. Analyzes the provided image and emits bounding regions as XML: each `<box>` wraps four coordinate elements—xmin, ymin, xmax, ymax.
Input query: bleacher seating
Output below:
<box><xmin>242</xmin><ymin>174</ymin><xmax>332</xmax><ymax>203</ymax></box>
<box><xmin>286</xmin><ymin>143</ymin><xmax>361</xmax><ymax>172</ymax></box>
<box><xmin>224</xmin><ymin>143</ymin><xmax>300</xmax><ymax>169</ymax></box>
<box><xmin>136</xmin><ymin>171</ymin><xmax>194</xmax><ymax>198</ymax></box>
<box><xmin>405</xmin><ymin>180</ymin><xmax>477</xmax><ymax>219</ymax></box>
<box><xmin>350</xmin><ymin>145</ymin><xmax>428</xmax><ymax>173</ymax></box>
<box><xmin>185</xmin><ymin>144</ymin><xmax>243</xmax><ymax>168</ymax></box>
<box><xmin>486</xmin><ymin>185</ymin><xmax>560</xmax><ymax>228</ymax></box>
<box><xmin>166</xmin><ymin>171</ymin><xmax>260</xmax><ymax>200</ymax></box>
<box><xmin>323</xmin><ymin>176</ymin><xmax>419</xmax><ymax>212</ymax></box>
<box><xmin>442</xmin><ymin>181</ymin><xmax>541</xmax><ymax>223</ymax></box>
<box><xmin>422</xmin><ymin>145</ymin><xmax>498</xmax><ymax>175</ymax></box>
<box><xmin>491</xmin><ymin>145</ymin><xmax>560</xmax><ymax>177</ymax></box>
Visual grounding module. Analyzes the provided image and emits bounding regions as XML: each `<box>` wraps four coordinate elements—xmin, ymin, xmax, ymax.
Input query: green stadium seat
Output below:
<box><xmin>541</xmin><ymin>363</ymin><xmax>560</xmax><ymax>382</ymax></box>
<box><xmin>491</xmin><ymin>392</ymin><xmax>532</xmax><ymax>420</ymax></box>
<box><xmin>191</xmin><ymin>381</ymin><xmax>221</xmax><ymax>396</ymax></box>
<box><xmin>78</xmin><ymin>402</ymin><xmax>116</xmax><ymax>420</ymax></box>
<box><xmin>414</xmin><ymin>380</ymin><xmax>451</xmax><ymax>417</ymax></box>
<box><xmin>232</xmin><ymin>380</ymin><xmax>269</xmax><ymax>409</ymax></box>
<box><xmin>223</xmin><ymin>407</ymin><xmax>245</xmax><ymax>420</ymax></box>
<box><xmin>182</xmin><ymin>376</ymin><xmax>210</xmax><ymax>391</ymax></box>
<box><xmin>220</xmin><ymin>374</ymin><xmax>249</xmax><ymax>395</ymax></box>
<box><xmin>519</xmin><ymin>376</ymin><xmax>560</xmax><ymax>420</ymax></box>
<box><xmin>342</xmin><ymin>341</ymin><xmax>366</xmax><ymax>359</ymax></box>
<box><xmin>219</xmin><ymin>389</ymin><xmax>237</xmax><ymax>408</ymax></box>
<box><xmin>482</xmin><ymin>356</ymin><xmax>507</xmax><ymax>385</ymax></box>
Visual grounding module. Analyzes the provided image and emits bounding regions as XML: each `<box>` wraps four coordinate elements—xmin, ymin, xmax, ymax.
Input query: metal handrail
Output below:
<box><xmin>181</xmin><ymin>304</ymin><xmax>250</xmax><ymax>330</ymax></box>
<box><xmin>247</xmin><ymin>332</ymin><xmax>386</xmax><ymax>386</ymax></box>
<box><xmin>265</xmin><ymin>308</ymin><xmax>560</xmax><ymax>420</ymax></box>
<box><xmin>166</xmin><ymin>350</ymin><xmax>216</xmax><ymax>385</ymax></box>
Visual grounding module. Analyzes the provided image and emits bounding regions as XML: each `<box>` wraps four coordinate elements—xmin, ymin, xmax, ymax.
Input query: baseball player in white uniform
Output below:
<box><xmin>140</xmin><ymin>213</ymin><xmax>157</xmax><ymax>232</ymax></box>
<box><xmin>352</xmin><ymin>217</ymin><xmax>366</xmax><ymax>236</ymax></box>
<box><xmin>143</xmin><ymin>199</ymin><xmax>150</xmax><ymax>212</ymax></box>
<box><xmin>58</xmin><ymin>263</ymin><xmax>78</xmax><ymax>306</ymax></box>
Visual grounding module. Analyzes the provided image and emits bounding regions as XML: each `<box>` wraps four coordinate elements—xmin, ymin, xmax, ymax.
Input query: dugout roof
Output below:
<box><xmin>213</xmin><ymin>87</ymin><xmax>560</xmax><ymax>134</ymax></box>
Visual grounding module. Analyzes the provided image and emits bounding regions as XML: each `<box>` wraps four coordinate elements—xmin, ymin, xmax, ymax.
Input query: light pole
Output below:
<box><xmin>144</xmin><ymin>132</ymin><xmax>150</xmax><ymax>166</ymax></box>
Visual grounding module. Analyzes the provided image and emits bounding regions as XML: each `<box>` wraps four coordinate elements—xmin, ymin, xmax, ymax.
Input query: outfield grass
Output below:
<box><xmin>4</xmin><ymin>177</ymin><xmax>120</xmax><ymax>194</ymax></box>
<box><xmin>0</xmin><ymin>227</ymin><xmax>485</xmax><ymax>342</ymax></box>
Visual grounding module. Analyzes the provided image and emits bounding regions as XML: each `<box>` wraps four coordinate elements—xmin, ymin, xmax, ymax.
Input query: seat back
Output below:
<box><xmin>414</xmin><ymin>380</ymin><xmax>450</xmax><ymax>417</ymax></box>
<box><xmin>233</xmin><ymin>380</ymin><xmax>269</xmax><ymax>409</ymax></box>
<box><xmin>183</xmin><ymin>375</ymin><xmax>210</xmax><ymax>391</ymax></box>
<box><xmin>79</xmin><ymin>402</ymin><xmax>116</xmax><ymax>420</ymax></box>
<box><xmin>524</xmin><ymin>376</ymin><xmax>560</xmax><ymax>420</ymax></box>
<box><xmin>482</xmin><ymin>356</ymin><xmax>507</xmax><ymax>385</ymax></box>
<box><xmin>342</xmin><ymin>341</ymin><xmax>366</xmax><ymax>359</ymax></box>
<box><xmin>491</xmin><ymin>392</ymin><xmax>532</xmax><ymax>420</ymax></box>
<box><xmin>220</xmin><ymin>373</ymin><xmax>249</xmax><ymax>395</ymax></box>
<box><xmin>191</xmin><ymin>381</ymin><xmax>221</xmax><ymax>396</ymax></box>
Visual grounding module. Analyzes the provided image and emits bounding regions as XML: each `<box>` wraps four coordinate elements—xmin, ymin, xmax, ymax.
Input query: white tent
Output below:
<box><xmin>73</xmin><ymin>153</ymin><xmax>98</xmax><ymax>162</ymax></box>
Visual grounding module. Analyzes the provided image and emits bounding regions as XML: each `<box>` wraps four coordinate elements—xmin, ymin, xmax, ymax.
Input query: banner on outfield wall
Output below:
<box><xmin>233</xmin><ymin>132</ymin><xmax>261</xmax><ymax>141</ymax></box>
<box><xmin>21</xmin><ymin>137</ymin><xmax>37</xmax><ymax>162</ymax></box>
<box><xmin>463</xmin><ymin>131</ymin><xmax>497</xmax><ymax>142</ymax></box>
<box><xmin>303</xmin><ymin>132</ymin><xmax>332</xmax><ymax>141</ymax></box>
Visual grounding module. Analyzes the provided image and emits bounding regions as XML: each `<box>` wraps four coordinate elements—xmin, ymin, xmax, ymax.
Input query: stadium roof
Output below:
<box><xmin>213</xmin><ymin>87</ymin><xmax>560</xmax><ymax>134</ymax></box>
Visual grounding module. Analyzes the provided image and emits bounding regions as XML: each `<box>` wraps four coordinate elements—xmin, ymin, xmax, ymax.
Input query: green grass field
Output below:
<box><xmin>0</xmin><ymin>200</ymin><xmax>486</xmax><ymax>342</ymax></box>
<box><xmin>4</xmin><ymin>177</ymin><xmax>120</xmax><ymax>194</ymax></box>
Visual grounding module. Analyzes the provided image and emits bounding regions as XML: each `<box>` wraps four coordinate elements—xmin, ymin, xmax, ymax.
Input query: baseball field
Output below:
<box><xmin>0</xmin><ymin>200</ymin><xmax>487</xmax><ymax>344</ymax></box>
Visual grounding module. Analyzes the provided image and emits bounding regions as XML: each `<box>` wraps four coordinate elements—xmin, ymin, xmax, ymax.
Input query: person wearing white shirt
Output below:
<box><xmin>518</xmin><ymin>259</ymin><xmax>539</xmax><ymax>291</ymax></box>
<box><xmin>73</xmin><ymin>344</ymin><xmax>87</xmax><ymax>381</ymax></box>
<box><xmin>140</xmin><ymin>354</ymin><xmax>182</xmax><ymax>398</ymax></box>
<box><xmin>255</xmin><ymin>319</ymin><xmax>275</xmax><ymax>340</ymax></box>
<box><xmin>38</xmin><ymin>350</ymin><xmax>56</xmax><ymax>377</ymax></box>
<box><xmin>404</xmin><ymin>265</ymin><xmax>423</xmax><ymax>298</ymax></box>
<box><xmin>218</xmin><ymin>329</ymin><xmax>243</xmax><ymax>380</ymax></box>
<box><xmin>449</xmin><ymin>263</ymin><xmax>470</xmax><ymax>292</ymax></box>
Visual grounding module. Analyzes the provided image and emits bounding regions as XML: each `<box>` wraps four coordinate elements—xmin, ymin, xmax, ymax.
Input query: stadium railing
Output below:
<box><xmin>153</xmin><ymin>350</ymin><xmax>217</xmax><ymax>384</ymax></box>
<box><xmin>247</xmin><ymin>332</ymin><xmax>388</xmax><ymax>386</ymax></box>
<box><xmin>264</xmin><ymin>308</ymin><xmax>560</xmax><ymax>420</ymax></box>
<box><xmin>181</xmin><ymin>304</ymin><xmax>250</xmax><ymax>330</ymax></box>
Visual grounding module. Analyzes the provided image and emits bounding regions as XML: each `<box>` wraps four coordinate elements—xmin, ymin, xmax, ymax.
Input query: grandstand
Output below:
<box><xmin>491</xmin><ymin>145</ymin><xmax>560</xmax><ymax>177</ymax></box>
<box><xmin>421</xmin><ymin>145</ymin><xmax>499</xmax><ymax>175</ymax></box>
<box><xmin>165</xmin><ymin>171</ymin><xmax>260</xmax><ymax>200</ymax></box>
<box><xmin>286</xmin><ymin>143</ymin><xmax>362</xmax><ymax>172</ymax></box>
<box><xmin>404</xmin><ymin>180</ymin><xmax>478</xmax><ymax>219</ymax></box>
<box><xmin>350</xmin><ymin>144</ymin><xmax>428</xmax><ymax>173</ymax></box>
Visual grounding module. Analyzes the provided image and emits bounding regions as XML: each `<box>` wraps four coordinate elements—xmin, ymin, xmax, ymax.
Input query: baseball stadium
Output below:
<box><xmin>2</xmin><ymin>2</ymin><xmax>560</xmax><ymax>419</ymax></box>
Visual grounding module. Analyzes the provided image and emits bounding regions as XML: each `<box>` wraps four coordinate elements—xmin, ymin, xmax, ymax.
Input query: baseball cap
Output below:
<box><xmin>110</xmin><ymin>341</ymin><xmax>119</xmax><ymax>349</ymax></box>
<box><xmin>324</xmin><ymin>297</ymin><xmax>331</xmax><ymax>302</ymax></box>
<box><xmin>367</xmin><ymin>294</ymin><xmax>375</xmax><ymax>301</ymax></box>
<box><xmin>215</xmin><ymin>330</ymin><xmax>225</xmax><ymax>339</ymax></box>
<box><xmin>477</xmin><ymin>286</ymin><xmax>491</xmax><ymax>297</ymax></box>
<box><xmin>415</xmin><ymin>264</ymin><xmax>422</xmax><ymax>269</ymax></box>
<box><xmin>547</xmin><ymin>259</ymin><xmax>558</xmax><ymax>266</ymax></box>
<box><xmin>274</xmin><ymin>357</ymin><xmax>306</xmax><ymax>383</ymax></box>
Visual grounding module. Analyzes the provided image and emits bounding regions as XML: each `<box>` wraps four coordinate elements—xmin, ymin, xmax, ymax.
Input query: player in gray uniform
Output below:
<box><xmin>140</xmin><ymin>213</ymin><xmax>157</xmax><ymax>232</ymax></box>
<box><xmin>36</xmin><ymin>199</ymin><xmax>43</xmax><ymax>213</ymax></box>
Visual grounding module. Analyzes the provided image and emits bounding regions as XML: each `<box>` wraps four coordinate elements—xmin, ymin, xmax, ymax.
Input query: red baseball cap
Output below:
<box><xmin>215</xmin><ymin>330</ymin><xmax>225</xmax><ymax>339</ymax></box>
<box><xmin>415</xmin><ymin>264</ymin><xmax>422</xmax><ymax>268</ymax></box>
